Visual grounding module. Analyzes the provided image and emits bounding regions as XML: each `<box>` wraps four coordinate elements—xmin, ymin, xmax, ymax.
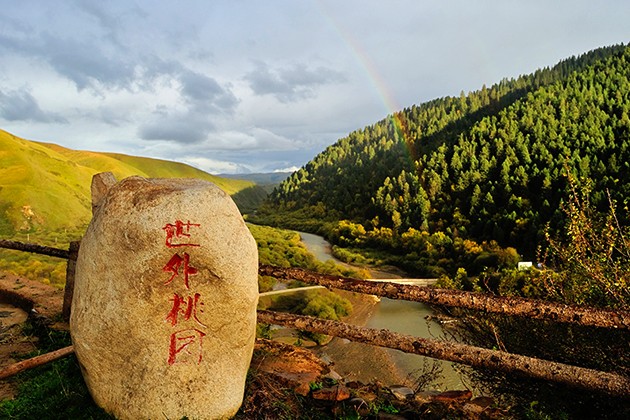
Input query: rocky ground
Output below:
<box><xmin>1</xmin><ymin>271</ymin><xmax>509</xmax><ymax>418</ymax></box>
<box><xmin>241</xmin><ymin>339</ymin><xmax>507</xmax><ymax>419</ymax></box>
<box><xmin>0</xmin><ymin>302</ymin><xmax>35</xmax><ymax>400</ymax></box>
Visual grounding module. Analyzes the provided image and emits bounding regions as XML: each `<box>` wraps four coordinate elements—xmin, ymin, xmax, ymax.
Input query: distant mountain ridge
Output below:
<box><xmin>220</xmin><ymin>172</ymin><xmax>293</xmax><ymax>215</ymax></box>
<box><xmin>0</xmin><ymin>130</ymin><xmax>254</xmax><ymax>235</ymax></box>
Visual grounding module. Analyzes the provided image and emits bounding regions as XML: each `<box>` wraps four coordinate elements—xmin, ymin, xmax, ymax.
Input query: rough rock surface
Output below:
<box><xmin>70</xmin><ymin>176</ymin><xmax>258</xmax><ymax>420</ymax></box>
<box><xmin>251</xmin><ymin>339</ymin><xmax>328</xmax><ymax>396</ymax></box>
<box><xmin>312</xmin><ymin>385</ymin><xmax>351</xmax><ymax>401</ymax></box>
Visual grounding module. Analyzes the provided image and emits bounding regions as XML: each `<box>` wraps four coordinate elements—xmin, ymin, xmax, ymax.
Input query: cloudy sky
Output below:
<box><xmin>1</xmin><ymin>1</ymin><xmax>629</xmax><ymax>174</ymax></box>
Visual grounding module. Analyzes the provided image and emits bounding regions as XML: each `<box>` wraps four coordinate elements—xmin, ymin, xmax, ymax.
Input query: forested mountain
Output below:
<box><xmin>256</xmin><ymin>44</ymin><xmax>630</xmax><ymax>272</ymax></box>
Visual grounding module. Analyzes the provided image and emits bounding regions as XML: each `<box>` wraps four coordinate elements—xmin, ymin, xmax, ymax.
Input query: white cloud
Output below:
<box><xmin>181</xmin><ymin>156</ymin><xmax>252</xmax><ymax>175</ymax></box>
<box><xmin>274</xmin><ymin>166</ymin><xmax>300</xmax><ymax>173</ymax></box>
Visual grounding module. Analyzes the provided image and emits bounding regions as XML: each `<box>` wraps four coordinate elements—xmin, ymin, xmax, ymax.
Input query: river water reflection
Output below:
<box><xmin>298</xmin><ymin>231</ymin><xmax>466</xmax><ymax>390</ymax></box>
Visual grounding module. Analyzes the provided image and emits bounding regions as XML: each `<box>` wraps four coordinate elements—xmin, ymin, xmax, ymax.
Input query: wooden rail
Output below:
<box><xmin>259</xmin><ymin>265</ymin><xmax>630</xmax><ymax>330</ymax></box>
<box><xmin>0</xmin><ymin>346</ymin><xmax>74</xmax><ymax>380</ymax></box>
<box><xmin>2</xmin><ymin>239</ymin><xmax>625</xmax><ymax>330</ymax></box>
<box><xmin>258</xmin><ymin>310</ymin><xmax>630</xmax><ymax>397</ymax></box>
<box><xmin>0</xmin><ymin>239</ymin><xmax>71</xmax><ymax>259</ymax></box>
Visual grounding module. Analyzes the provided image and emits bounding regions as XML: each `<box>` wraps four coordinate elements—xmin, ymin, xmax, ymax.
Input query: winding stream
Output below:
<box><xmin>298</xmin><ymin>231</ymin><xmax>466</xmax><ymax>389</ymax></box>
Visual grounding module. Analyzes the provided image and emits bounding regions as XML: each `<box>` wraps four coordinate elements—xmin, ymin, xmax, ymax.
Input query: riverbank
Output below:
<box><xmin>297</xmin><ymin>231</ymin><xmax>412</xmax><ymax>383</ymax></box>
<box><xmin>298</xmin><ymin>230</ymin><xmax>466</xmax><ymax>389</ymax></box>
<box><xmin>315</xmin><ymin>290</ymin><xmax>412</xmax><ymax>386</ymax></box>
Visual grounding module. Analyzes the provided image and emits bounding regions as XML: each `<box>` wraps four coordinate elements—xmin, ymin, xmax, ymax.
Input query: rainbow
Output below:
<box><xmin>316</xmin><ymin>1</ymin><xmax>413</xmax><ymax>148</ymax></box>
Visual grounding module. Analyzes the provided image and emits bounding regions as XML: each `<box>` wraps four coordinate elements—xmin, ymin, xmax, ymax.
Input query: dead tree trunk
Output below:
<box><xmin>259</xmin><ymin>265</ymin><xmax>629</xmax><ymax>330</ymax></box>
<box><xmin>257</xmin><ymin>310</ymin><xmax>630</xmax><ymax>397</ymax></box>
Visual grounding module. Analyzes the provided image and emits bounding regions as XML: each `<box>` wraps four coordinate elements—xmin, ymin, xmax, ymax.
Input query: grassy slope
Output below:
<box><xmin>0</xmin><ymin>129</ymin><xmax>254</xmax><ymax>234</ymax></box>
<box><xmin>0</xmin><ymin>132</ymin><xmax>95</xmax><ymax>233</ymax></box>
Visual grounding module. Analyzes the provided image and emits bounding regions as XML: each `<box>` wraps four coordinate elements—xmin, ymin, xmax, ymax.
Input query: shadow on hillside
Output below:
<box><xmin>232</xmin><ymin>185</ymin><xmax>270</xmax><ymax>215</ymax></box>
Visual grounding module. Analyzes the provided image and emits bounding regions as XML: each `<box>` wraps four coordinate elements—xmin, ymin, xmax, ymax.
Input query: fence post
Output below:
<box><xmin>62</xmin><ymin>241</ymin><xmax>80</xmax><ymax>321</ymax></box>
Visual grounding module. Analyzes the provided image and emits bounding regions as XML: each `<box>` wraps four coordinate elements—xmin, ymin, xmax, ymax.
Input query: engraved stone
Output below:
<box><xmin>71</xmin><ymin>175</ymin><xmax>258</xmax><ymax>419</ymax></box>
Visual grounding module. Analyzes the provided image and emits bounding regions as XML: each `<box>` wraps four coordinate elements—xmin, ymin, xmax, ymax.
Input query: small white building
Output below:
<box><xmin>518</xmin><ymin>261</ymin><xmax>533</xmax><ymax>271</ymax></box>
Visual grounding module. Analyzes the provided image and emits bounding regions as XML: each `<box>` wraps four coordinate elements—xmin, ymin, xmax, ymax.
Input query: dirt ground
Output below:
<box><xmin>0</xmin><ymin>271</ymin><xmax>64</xmax><ymax>320</ymax></box>
<box><xmin>0</xmin><ymin>272</ymin><xmax>64</xmax><ymax>400</ymax></box>
<box><xmin>0</xmin><ymin>304</ymin><xmax>38</xmax><ymax>400</ymax></box>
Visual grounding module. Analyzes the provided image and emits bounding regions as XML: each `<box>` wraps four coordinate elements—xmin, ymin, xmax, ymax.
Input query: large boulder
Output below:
<box><xmin>70</xmin><ymin>175</ymin><xmax>258</xmax><ymax>419</ymax></box>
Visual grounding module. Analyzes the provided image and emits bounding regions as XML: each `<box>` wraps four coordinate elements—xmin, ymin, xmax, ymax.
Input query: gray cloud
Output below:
<box><xmin>138</xmin><ymin>70</ymin><xmax>238</xmax><ymax>144</ymax></box>
<box><xmin>0</xmin><ymin>24</ymin><xmax>137</xmax><ymax>92</ymax></box>
<box><xmin>74</xmin><ymin>1</ymin><xmax>147</xmax><ymax>48</ymax></box>
<box><xmin>0</xmin><ymin>88</ymin><xmax>67</xmax><ymax>123</ymax></box>
<box><xmin>180</xmin><ymin>71</ymin><xmax>224</xmax><ymax>101</ymax></box>
<box><xmin>138</xmin><ymin>106</ymin><xmax>214</xmax><ymax>144</ymax></box>
<box><xmin>179</xmin><ymin>70</ymin><xmax>238</xmax><ymax>112</ymax></box>
<box><xmin>139</xmin><ymin>121</ymin><xmax>210</xmax><ymax>144</ymax></box>
<box><xmin>245</xmin><ymin>61</ymin><xmax>346</xmax><ymax>103</ymax></box>
<box><xmin>43</xmin><ymin>36</ymin><xmax>137</xmax><ymax>91</ymax></box>
<box><xmin>0</xmin><ymin>8</ymin><xmax>173</xmax><ymax>94</ymax></box>
<box><xmin>0</xmin><ymin>13</ymin><xmax>239</xmax><ymax>145</ymax></box>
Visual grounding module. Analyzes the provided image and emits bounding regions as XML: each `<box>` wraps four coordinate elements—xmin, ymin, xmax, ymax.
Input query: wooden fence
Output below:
<box><xmin>0</xmin><ymin>239</ymin><xmax>629</xmax><ymax>396</ymax></box>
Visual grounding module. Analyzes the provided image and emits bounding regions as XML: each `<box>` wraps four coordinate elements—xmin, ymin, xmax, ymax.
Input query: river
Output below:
<box><xmin>298</xmin><ymin>231</ymin><xmax>467</xmax><ymax>390</ymax></box>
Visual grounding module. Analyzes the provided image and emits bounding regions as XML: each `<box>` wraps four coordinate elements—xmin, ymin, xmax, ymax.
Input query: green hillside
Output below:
<box><xmin>220</xmin><ymin>172</ymin><xmax>292</xmax><ymax>188</ymax></box>
<box><xmin>254</xmin><ymin>43</ymin><xmax>630</xmax><ymax>274</ymax></box>
<box><xmin>0</xmin><ymin>130</ymin><xmax>254</xmax><ymax>235</ymax></box>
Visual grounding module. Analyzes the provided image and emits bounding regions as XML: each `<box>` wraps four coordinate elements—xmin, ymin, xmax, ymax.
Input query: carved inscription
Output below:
<box><xmin>162</xmin><ymin>220</ymin><xmax>206</xmax><ymax>365</ymax></box>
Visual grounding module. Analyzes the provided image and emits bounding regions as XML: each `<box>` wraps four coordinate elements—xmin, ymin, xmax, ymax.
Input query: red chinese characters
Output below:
<box><xmin>163</xmin><ymin>220</ymin><xmax>201</xmax><ymax>248</ymax></box>
<box><xmin>168</xmin><ymin>329</ymin><xmax>206</xmax><ymax>365</ymax></box>
<box><xmin>162</xmin><ymin>253</ymin><xmax>197</xmax><ymax>289</ymax></box>
<box><xmin>165</xmin><ymin>293</ymin><xmax>206</xmax><ymax>327</ymax></box>
<box><xmin>161</xmin><ymin>220</ymin><xmax>206</xmax><ymax>365</ymax></box>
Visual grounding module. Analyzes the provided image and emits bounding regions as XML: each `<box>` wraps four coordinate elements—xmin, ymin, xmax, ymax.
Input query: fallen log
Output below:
<box><xmin>257</xmin><ymin>310</ymin><xmax>630</xmax><ymax>397</ymax></box>
<box><xmin>259</xmin><ymin>265</ymin><xmax>630</xmax><ymax>330</ymax></box>
<box><xmin>0</xmin><ymin>346</ymin><xmax>75</xmax><ymax>380</ymax></box>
